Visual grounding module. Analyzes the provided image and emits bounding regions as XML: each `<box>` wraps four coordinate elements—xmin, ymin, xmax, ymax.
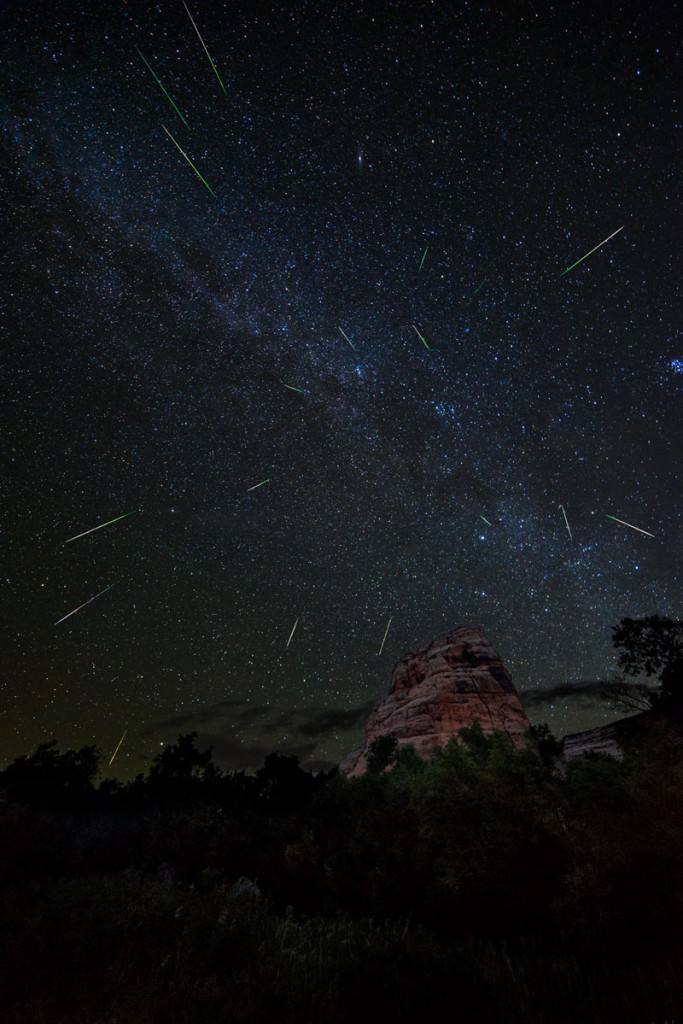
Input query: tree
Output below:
<box><xmin>147</xmin><ymin>733</ymin><xmax>219</xmax><ymax>786</ymax></box>
<box><xmin>366</xmin><ymin>734</ymin><xmax>398</xmax><ymax>774</ymax></box>
<box><xmin>395</xmin><ymin>743</ymin><xmax>426</xmax><ymax>774</ymax></box>
<box><xmin>529</xmin><ymin>723</ymin><xmax>563</xmax><ymax>767</ymax></box>
<box><xmin>612</xmin><ymin>616</ymin><xmax>683</xmax><ymax>707</ymax></box>
<box><xmin>256</xmin><ymin>753</ymin><xmax>315</xmax><ymax>811</ymax></box>
<box><xmin>0</xmin><ymin>740</ymin><xmax>101</xmax><ymax>802</ymax></box>
<box><xmin>601</xmin><ymin>676</ymin><xmax>653</xmax><ymax>713</ymax></box>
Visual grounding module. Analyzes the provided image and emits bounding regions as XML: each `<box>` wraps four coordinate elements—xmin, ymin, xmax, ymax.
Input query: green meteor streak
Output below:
<box><xmin>606</xmin><ymin>514</ymin><xmax>654</xmax><ymax>538</ymax></box>
<box><xmin>135</xmin><ymin>46</ymin><xmax>188</xmax><ymax>127</ymax></box>
<box><xmin>162</xmin><ymin>124</ymin><xmax>216</xmax><ymax>197</ymax></box>
<box><xmin>182</xmin><ymin>0</ymin><xmax>228</xmax><ymax>96</ymax></box>
<box><xmin>560</xmin><ymin>226</ymin><xmax>624</xmax><ymax>276</ymax></box>
<box><xmin>65</xmin><ymin>511</ymin><xmax>137</xmax><ymax>544</ymax></box>
<box><xmin>283</xmin><ymin>384</ymin><xmax>304</xmax><ymax>393</ymax></box>
<box><xmin>473</xmin><ymin>277</ymin><xmax>487</xmax><ymax>295</ymax></box>
<box><xmin>247</xmin><ymin>478</ymin><xmax>270</xmax><ymax>492</ymax></box>
<box><xmin>479</xmin><ymin>515</ymin><xmax>492</xmax><ymax>527</ymax></box>
<box><xmin>412</xmin><ymin>324</ymin><xmax>430</xmax><ymax>350</ymax></box>
<box><xmin>339</xmin><ymin>327</ymin><xmax>356</xmax><ymax>351</ymax></box>
<box><xmin>418</xmin><ymin>246</ymin><xmax>428</xmax><ymax>272</ymax></box>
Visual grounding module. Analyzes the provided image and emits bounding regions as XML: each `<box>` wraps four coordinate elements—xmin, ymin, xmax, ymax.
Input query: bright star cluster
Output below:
<box><xmin>2</xmin><ymin>0</ymin><xmax>680</xmax><ymax>777</ymax></box>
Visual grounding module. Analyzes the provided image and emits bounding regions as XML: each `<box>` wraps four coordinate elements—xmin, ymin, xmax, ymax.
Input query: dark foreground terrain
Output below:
<box><xmin>1</xmin><ymin>723</ymin><xmax>682</xmax><ymax>1023</ymax></box>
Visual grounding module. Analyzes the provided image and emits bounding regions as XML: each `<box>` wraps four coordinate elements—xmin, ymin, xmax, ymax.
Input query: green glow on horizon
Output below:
<box><xmin>136</xmin><ymin>47</ymin><xmax>189</xmax><ymax>127</ymax></box>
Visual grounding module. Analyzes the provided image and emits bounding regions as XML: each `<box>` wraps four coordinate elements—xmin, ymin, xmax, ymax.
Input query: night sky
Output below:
<box><xmin>2</xmin><ymin>0</ymin><xmax>680</xmax><ymax>779</ymax></box>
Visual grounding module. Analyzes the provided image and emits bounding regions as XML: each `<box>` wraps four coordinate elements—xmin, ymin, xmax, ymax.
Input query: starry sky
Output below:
<box><xmin>2</xmin><ymin>0</ymin><xmax>681</xmax><ymax>779</ymax></box>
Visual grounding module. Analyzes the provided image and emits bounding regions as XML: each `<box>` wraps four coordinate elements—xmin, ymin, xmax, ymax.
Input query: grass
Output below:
<box><xmin>0</xmin><ymin>872</ymin><xmax>681</xmax><ymax>1023</ymax></box>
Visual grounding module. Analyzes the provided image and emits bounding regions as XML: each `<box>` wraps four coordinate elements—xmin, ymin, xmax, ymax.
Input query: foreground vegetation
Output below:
<box><xmin>1</xmin><ymin>715</ymin><xmax>683</xmax><ymax>1023</ymax></box>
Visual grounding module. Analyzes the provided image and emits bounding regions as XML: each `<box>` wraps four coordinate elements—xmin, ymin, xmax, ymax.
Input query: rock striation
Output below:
<box><xmin>340</xmin><ymin>625</ymin><xmax>532</xmax><ymax>776</ymax></box>
<box><xmin>561</xmin><ymin>703</ymin><xmax>683</xmax><ymax>766</ymax></box>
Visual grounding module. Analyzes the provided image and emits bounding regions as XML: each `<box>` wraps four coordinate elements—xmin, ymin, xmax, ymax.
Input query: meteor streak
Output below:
<box><xmin>418</xmin><ymin>246</ymin><xmax>428</xmax><ymax>271</ymax></box>
<box><xmin>65</xmin><ymin>511</ymin><xmax>137</xmax><ymax>544</ymax></box>
<box><xmin>247</xmin><ymin>478</ymin><xmax>270</xmax><ymax>491</ymax></box>
<box><xmin>473</xmin><ymin>277</ymin><xmax>487</xmax><ymax>295</ymax></box>
<box><xmin>378</xmin><ymin>616</ymin><xmax>392</xmax><ymax>656</ymax></box>
<box><xmin>283</xmin><ymin>384</ymin><xmax>304</xmax><ymax>393</ymax></box>
<box><xmin>559</xmin><ymin>504</ymin><xmax>573</xmax><ymax>543</ymax></box>
<box><xmin>108</xmin><ymin>730</ymin><xmax>127</xmax><ymax>767</ymax></box>
<box><xmin>162</xmin><ymin>123</ymin><xmax>216</xmax><ymax>197</ymax></box>
<box><xmin>135</xmin><ymin>46</ymin><xmax>188</xmax><ymax>126</ymax></box>
<box><xmin>286</xmin><ymin>617</ymin><xmax>299</xmax><ymax>647</ymax></box>
<box><xmin>606</xmin><ymin>514</ymin><xmax>655</xmax><ymax>538</ymax></box>
<box><xmin>479</xmin><ymin>515</ymin><xmax>492</xmax><ymax>527</ymax></box>
<box><xmin>182</xmin><ymin>0</ymin><xmax>228</xmax><ymax>95</ymax></box>
<box><xmin>339</xmin><ymin>327</ymin><xmax>356</xmax><ymax>351</ymax></box>
<box><xmin>412</xmin><ymin>325</ymin><xmax>430</xmax><ymax>350</ymax></box>
<box><xmin>54</xmin><ymin>585</ymin><xmax>114</xmax><ymax>626</ymax></box>
<box><xmin>560</xmin><ymin>226</ymin><xmax>624</xmax><ymax>276</ymax></box>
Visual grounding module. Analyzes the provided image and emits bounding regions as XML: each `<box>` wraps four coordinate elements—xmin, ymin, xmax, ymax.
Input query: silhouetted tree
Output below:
<box><xmin>256</xmin><ymin>753</ymin><xmax>315</xmax><ymax>812</ymax></box>
<box><xmin>0</xmin><ymin>740</ymin><xmax>100</xmax><ymax>803</ymax></box>
<box><xmin>146</xmin><ymin>733</ymin><xmax>220</xmax><ymax>790</ymax></box>
<box><xmin>366</xmin><ymin>734</ymin><xmax>398</xmax><ymax>774</ymax></box>
<box><xmin>529</xmin><ymin>723</ymin><xmax>563</xmax><ymax>767</ymax></box>
<box><xmin>602</xmin><ymin>676</ymin><xmax>654</xmax><ymax>713</ymax></box>
<box><xmin>613</xmin><ymin>616</ymin><xmax>683</xmax><ymax>706</ymax></box>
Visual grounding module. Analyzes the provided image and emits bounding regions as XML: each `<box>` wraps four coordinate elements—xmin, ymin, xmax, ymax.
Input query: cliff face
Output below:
<box><xmin>340</xmin><ymin>625</ymin><xmax>532</xmax><ymax>776</ymax></box>
<box><xmin>561</xmin><ymin>703</ymin><xmax>683</xmax><ymax>766</ymax></box>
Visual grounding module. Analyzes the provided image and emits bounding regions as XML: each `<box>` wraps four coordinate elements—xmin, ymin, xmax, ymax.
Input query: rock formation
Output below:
<box><xmin>340</xmin><ymin>625</ymin><xmax>532</xmax><ymax>776</ymax></box>
<box><xmin>561</xmin><ymin>703</ymin><xmax>683</xmax><ymax>766</ymax></box>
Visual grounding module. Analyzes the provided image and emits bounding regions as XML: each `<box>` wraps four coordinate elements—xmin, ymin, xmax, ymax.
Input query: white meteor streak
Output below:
<box><xmin>378</xmin><ymin>616</ymin><xmax>392</xmax><ymax>655</ymax></box>
<box><xmin>339</xmin><ymin>327</ymin><xmax>356</xmax><ymax>351</ymax></box>
<box><xmin>606</xmin><ymin>515</ymin><xmax>655</xmax><ymax>538</ymax></box>
<box><xmin>287</xmin><ymin>616</ymin><xmax>299</xmax><ymax>647</ymax></box>
<box><xmin>65</xmin><ymin>511</ymin><xmax>136</xmax><ymax>543</ymax></box>
<box><xmin>181</xmin><ymin>0</ymin><xmax>228</xmax><ymax>95</ymax></box>
<box><xmin>559</xmin><ymin>504</ymin><xmax>573</xmax><ymax>543</ymax></box>
<box><xmin>108</xmin><ymin>729</ymin><xmax>128</xmax><ymax>766</ymax></box>
<box><xmin>560</xmin><ymin>225</ymin><xmax>624</xmax><ymax>276</ymax></box>
<box><xmin>54</xmin><ymin>585</ymin><xmax>114</xmax><ymax>626</ymax></box>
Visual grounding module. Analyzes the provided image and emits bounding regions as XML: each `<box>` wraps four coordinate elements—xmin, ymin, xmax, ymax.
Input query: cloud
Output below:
<box><xmin>237</xmin><ymin>705</ymin><xmax>275</xmax><ymax>725</ymax></box>
<box><xmin>263</xmin><ymin>713</ymin><xmax>294</xmax><ymax>733</ymax></box>
<box><xmin>195</xmin><ymin>733</ymin><xmax>319</xmax><ymax>772</ymax></box>
<box><xmin>138</xmin><ymin>699</ymin><xmax>374</xmax><ymax>772</ymax></box>
<box><xmin>297</xmin><ymin>701</ymin><xmax>376</xmax><ymax>737</ymax></box>
<box><xmin>519</xmin><ymin>680</ymin><xmax>617</xmax><ymax>709</ymax></box>
<box><xmin>142</xmin><ymin>699</ymin><xmax>374</xmax><ymax>740</ymax></box>
<box><xmin>138</xmin><ymin>699</ymin><xmax>249</xmax><ymax>736</ymax></box>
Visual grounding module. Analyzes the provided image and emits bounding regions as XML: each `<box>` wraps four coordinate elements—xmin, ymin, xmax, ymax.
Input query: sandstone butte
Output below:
<box><xmin>340</xmin><ymin>624</ymin><xmax>532</xmax><ymax>777</ymax></box>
